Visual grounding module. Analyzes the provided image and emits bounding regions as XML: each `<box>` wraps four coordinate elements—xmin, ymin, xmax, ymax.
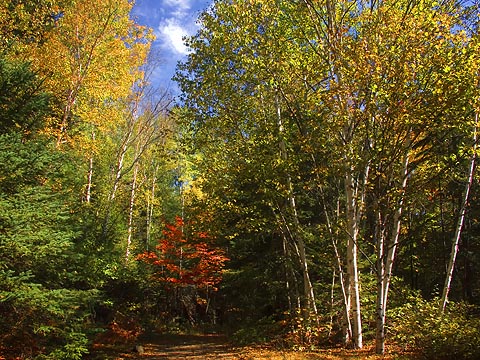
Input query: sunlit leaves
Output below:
<box><xmin>0</xmin><ymin>0</ymin><xmax>72</xmax><ymax>50</ymax></box>
<box><xmin>23</xmin><ymin>0</ymin><xmax>153</xmax><ymax>145</ymax></box>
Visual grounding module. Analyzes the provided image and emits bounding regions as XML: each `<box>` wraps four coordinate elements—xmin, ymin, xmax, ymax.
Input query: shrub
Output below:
<box><xmin>0</xmin><ymin>275</ymin><xmax>96</xmax><ymax>359</ymax></box>
<box><xmin>231</xmin><ymin>315</ymin><xmax>283</xmax><ymax>345</ymax></box>
<box><xmin>390</xmin><ymin>296</ymin><xmax>480</xmax><ymax>359</ymax></box>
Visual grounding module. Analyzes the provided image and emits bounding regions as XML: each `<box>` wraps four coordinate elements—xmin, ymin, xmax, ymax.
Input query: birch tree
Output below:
<box><xmin>20</xmin><ymin>0</ymin><xmax>153</xmax><ymax>212</ymax></box>
<box><xmin>440</xmin><ymin>113</ymin><xmax>477</xmax><ymax>313</ymax></box>
<box><xmin>440</xmin><ymin>27</ymin><xmax>480</xmax><ymax>312</ymax></box>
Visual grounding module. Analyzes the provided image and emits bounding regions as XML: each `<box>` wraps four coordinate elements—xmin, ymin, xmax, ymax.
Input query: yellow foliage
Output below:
<box><xmin>15</xmin><ymin>0</ymin><xmax>153</xmax><ymax>149</ymax></box>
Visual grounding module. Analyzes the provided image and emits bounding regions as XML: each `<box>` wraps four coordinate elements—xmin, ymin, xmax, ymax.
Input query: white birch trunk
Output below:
<box><xmin>375</xmin><ymin>208</ymin><xmax>386</xmax><ymax>355</ymax></box>
<box><xmin>57</xmin><ymin>88</ymin><xmax>76</xmax><ymax>146</ymax></box>
<box><xmin>102</xmin><ymin>126</ymin><xmax>133</xmax><ymax>237</ymax></box>
<box><xmin>125</xmin><ymin>161</ymin><xmax>139</xmax><ymax>263</ymax></box>
<box><xmin>84</xmin><ymin>131</ymin><xmax>95</xmax><ymax>203</ymax></box>
<box><xmin>85</xmin><ymin>156</ymin><xmax>93</xmax><ymax>203</ymax></box>
<box><xmin>440</xmin><ymin>112</ymin><xmax>478</xmax><ymax>313</ymax></box>
<box><xmin>273</xmin><ymin>206</ymin><xmax>302</xmax><ymax>312</ymax></box>
<box><xmin>283</xmin><ymin>234</ymin><xmax>294</xmax><ymax>313</ymax></box>
<box><xmin>321</xmin><ymin>185</ymin><xmax>352</xmax><ymax>345</ymax></box>
<box><xmin>332</xmin><ymin>236</ymin><xmax>352</xmax><ymax>344</ymax></box>
<box><xmin>375</xmin><ymin>151</ymin><xmax>409</xmax><ymax>354</ymax></box>
<box><xmin>276</xmin><ymin>96</ymin><xmax>318</xmax><ymax>317</ymax></box>
<box><xmin>146</xmin><ymin>164</ymin><xmax>158</xmax><ymax>250</ymax></box>
<box><xmin>383</xmin><ymin>154</ymin><xmax>409</xmax><ymax>308</ymax></box>
<box><xmin>345</xmin><ymin>169</ymin><xmax>363</xmax><ymax>349</ymax></box>
<box><xmin>110</xmin><ymin>132</ymin><xmax>132</xmax><ymax>202</ymax></box>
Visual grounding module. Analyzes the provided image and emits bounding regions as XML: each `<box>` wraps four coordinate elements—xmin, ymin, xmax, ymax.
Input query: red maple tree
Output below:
<box><xmin>137</xmin><ymin>216</ymin><xmax>228</xmax><ymax>290</ymax></box>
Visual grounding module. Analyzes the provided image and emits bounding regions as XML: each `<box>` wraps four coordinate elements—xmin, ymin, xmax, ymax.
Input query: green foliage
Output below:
<box><xmin>0</xmin><ymin>274</ymin><xmax>96</xmax><ymax>359</ymax></box>
<box><xmin>99</xmin><ymin>266</ymin><xmax>152</xmax><ymax>325</ymax></box>
<box><xmin>391</xmin><ymin>296</ymin><xmax>480</xmax><ymax>359</ymax></box>
<box><xmin>42</xmin><ymin>330</ymin><xmax>90</xmax><ymax>360</ymax></box>
<box><xmin>231</xmin><ymin>315</ymin><xmax>282</xmax><ymax>345</ymax></box>
<box><xmin>0</xmin><ymin>56</ymin><xmax>50</xmax><ymax>132</ymax></box>
<box><xmin>0</xmin><ymin>133</ymin><xmax>83</xmax><ymax>281</ymax></box>
<box><xmin>0</xmin><ymin>67</ymin><xmax>97</xmax><ymax>357</ymax></box>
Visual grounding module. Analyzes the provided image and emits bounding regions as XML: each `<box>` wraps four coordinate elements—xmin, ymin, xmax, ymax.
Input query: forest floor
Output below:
<box><xmin>88</xmin><ymin>332</ymin><xmax>416</xmax><ymax>359</ymax></box>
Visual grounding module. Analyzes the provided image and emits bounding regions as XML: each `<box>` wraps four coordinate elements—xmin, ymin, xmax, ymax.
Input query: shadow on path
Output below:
<box><xmin>136</xmin><ymin>333</ymin><xmax>237</xmax><ymax>359</ymax></box>
<box><xmin>91</xmin><ymin>333</ymin><xmax>240</xmax><ymax>360</ymax></box>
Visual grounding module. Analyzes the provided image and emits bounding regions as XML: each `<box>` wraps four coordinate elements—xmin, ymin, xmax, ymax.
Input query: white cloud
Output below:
<box><xmin>131</xmin><ymin>0</ymin><xmax>210</xmax><ymax>89</ymax></box>
<box><xmin>159</xmin><ymin>18</ymin><xmax>189</xmax><ymax>55</ymax></box>
<box><xmin>155</xmin><ymin>0</ymin><xmax>201</xmax><ymax>56</ymax></box>
<box><xmin>163</xmin><ymin>0</ymin><xmax>191</xmax><ymax>18</ymax></box>
<box><xmin>163</xmin><ymin>0</ymin><xmax>190</xmax><ymax>7</ymax></box>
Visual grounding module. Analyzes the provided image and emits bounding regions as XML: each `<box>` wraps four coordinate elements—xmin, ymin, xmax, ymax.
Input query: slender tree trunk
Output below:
<box><xmin>273</xmin><ymin>206</ymin><xmax>302</xmax><ymax>312</ymax></box>
<box><xmin>374</xmin><ymin>151</ymin><xmax>409</xmax><ymax>355</ymax></box>
<box><xmin>440</xmin><ymin>112</ymin><xmax>477</xmax><ymax>313</ymax></box>
<box><xmin>288</xmin><ymin>182</ymin><xmax>317</xmax><ymax>316</ymax></box>
<box><xmin>84</xmin><ymin>131</ymin><xmax>95</xmax><ymax>203</ymax></box>
<box><xmin>329</xmin><ymin>267</ymin><xmax>336</xmax><ymax>336</ymax></box>
<box><xmin>276</xmin><ymin>95</ymin><xmax>317</xmax><ymax>317</ymax></box>
<box><xmin>125</xmin><ymin>161</ymin><xmax>139</xmax><ymax>262</ymax></box>
<box><xmin>57</xmin><ymin>88</ymin><xmax>76</xmax><ymax>146</ymax></box>
<box><xmin>283</xmin><ymin>234</ymin><xmax>294</xmax><ymax>313</ymax></box>
<box><xmin>297</xmin><ymin>226</ymin><xmax>318</xmax><ymax>317</ymax></box>
<box><xmin>344</xmin><ymin>157</ymin><xmax>369</xmax><ymax>350</ymax></box>
<box><xmin>332</xmin><ymin>236</ymin><xmax>352</xmax><ymax>344</ymax></box>
<box><xmin>320</xmin><ymin>185</ymin><xmax>352</xmax><ymax>345</ymax></box>
<box><xmin>110</xmin><ymin>132</ymin><xmax>132</xmax><ymax>202</ymax></box>
<box><xmin>383</xmin><ymin>154</ymin><xmax>409</xmax><ymax>309</ymax></box>
<box><xmin>146</xmin><ymin>164</ymin><xmax>158</xmax><ymax>250</ymax></box>
<box><xmin>102</xmin><ymin>128</ymin><xmax>133</xmax><ymax>237</ymax></box>
<box><xmin>375</xmin><ymin>207</ymin><xmax>386</xmax><ymax>355</ymax></box>
<box><xmin>345</xmin><ymin>169</ymin><xmax>363</xmax><ymax>349</ymax></box>
<box><xmin>85</xmin><ymin>156</ymin><xmax>93</xmax><ymax>203</ymax></box>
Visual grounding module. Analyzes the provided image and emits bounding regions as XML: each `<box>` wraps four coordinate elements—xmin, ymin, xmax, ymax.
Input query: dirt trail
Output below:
<box><xmin>89</xmin><ymin>332</ymin><xmax>406</xmax><ymax>359</ymax></box>
<box><xmin>90</xmin><ymin>333</ymin><xmax>243</xmax><ymax>360</ymax></box>
<box><xmin>129</xmin><ymin>334</ymin><xmax>237</xmax><ymax>359</ymax></box>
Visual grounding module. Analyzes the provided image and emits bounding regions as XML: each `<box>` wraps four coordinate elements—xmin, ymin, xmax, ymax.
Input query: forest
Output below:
<box><xmin>1</xmin><ymin>0</ymin><xmax>480</xmax><ymax>359</ymax></box>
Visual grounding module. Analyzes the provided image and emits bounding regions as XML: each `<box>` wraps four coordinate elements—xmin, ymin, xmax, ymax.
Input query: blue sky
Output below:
<box><xmin>131</xmin><ymin>0</ymin><xmax>212</xmax><ymax>92</ymax></box>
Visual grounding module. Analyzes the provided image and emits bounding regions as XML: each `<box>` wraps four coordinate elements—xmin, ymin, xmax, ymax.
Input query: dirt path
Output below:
<box><xmin>89</xmin><ymin>332</ymin><xmax>328</xmax><ymax>359</ymax></box>
<box><xmin>89</xmin><ymin>332</ymin><xmax>408</xmax><ymax>359</ymax></box>
<box><xmin>90</xmin><ymin>333</ymin><xmax>243</xmax><ymax>359</ymax></box>
<box><xmin>126</xmin><ymin>334</ymin><xmax>237</xmax><ymax>359</ymax></box>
